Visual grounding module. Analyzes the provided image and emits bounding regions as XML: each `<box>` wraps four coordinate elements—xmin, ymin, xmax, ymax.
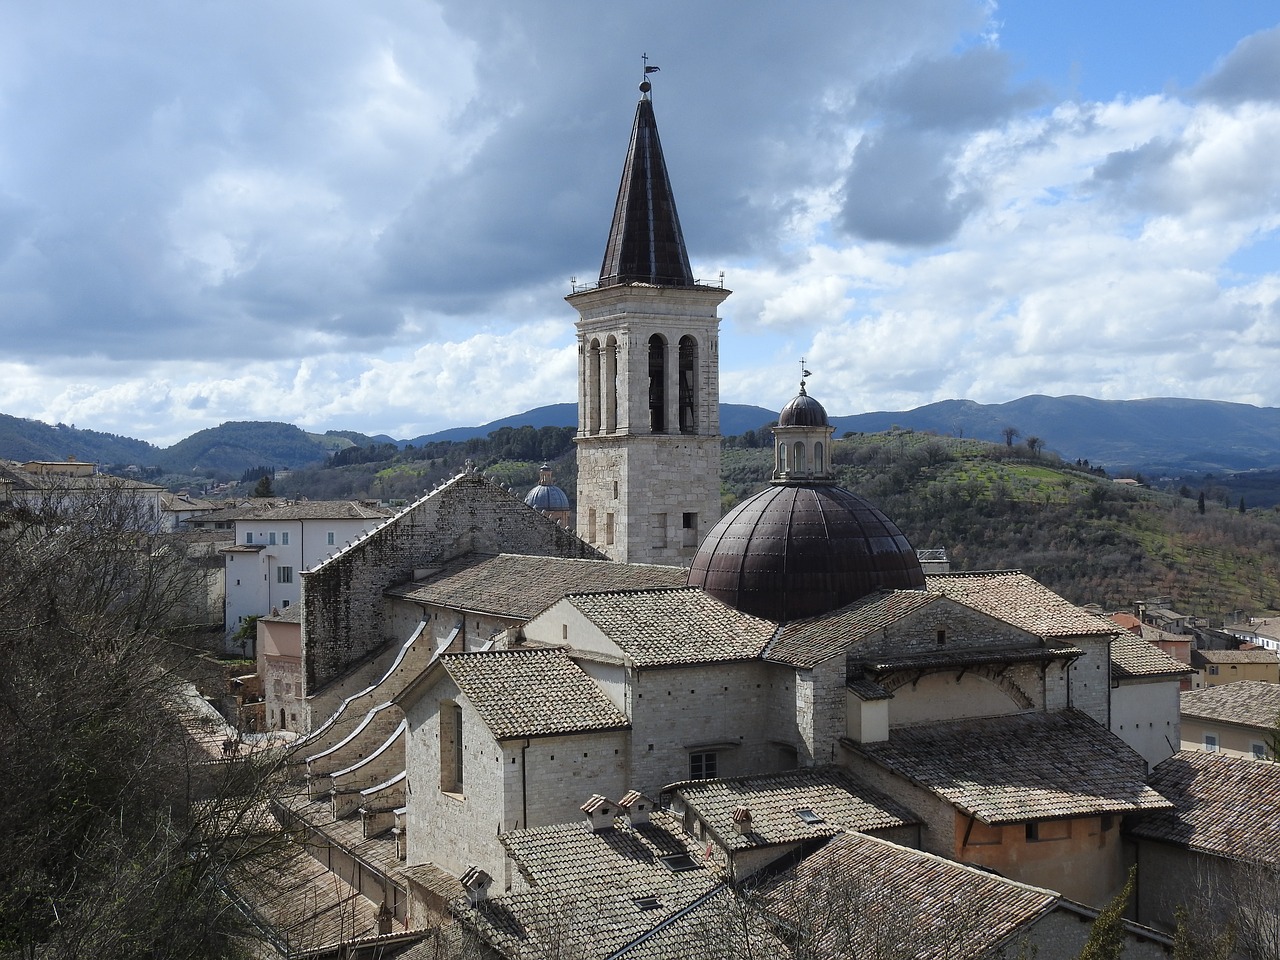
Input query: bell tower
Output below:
<box><xmin>567</xmin><ymin>79</ymin><xmax>729</xmax><ymax>564</ymax></box>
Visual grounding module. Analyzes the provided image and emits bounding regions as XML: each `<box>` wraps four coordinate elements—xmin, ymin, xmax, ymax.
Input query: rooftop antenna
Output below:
<box><xmin>640</xmin><ymin>53</ymin><xmax>660</xmax><ymax>97</ymax></box>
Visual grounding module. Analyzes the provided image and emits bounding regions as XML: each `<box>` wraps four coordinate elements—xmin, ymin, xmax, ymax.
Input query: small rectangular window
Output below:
<box><xmin>1209</xmin><ymin>665</ymin><xmax>1219</xmax><ymax>676</ymax></box>
<box><xmin>690</xmin><ymin>751</ymin><xmax>717</xmax><ymax>780</ymax></box>
<box><xmin>327</xmin><ymin>531</ymin><xmax>335</xmax><ymax>546</ymax></box>
<box><xmin>277</xmin><ymin>566</ymin><xmax>293</xmax><ymax>584</ymax></box>
<box><xmin>606</xmin><ymin>512</ymin><xmax>615</xmax><ymax>545</ymax></box>
<box><xmin>281</xmin><ymin>531</ymin><xmax>289</xmax><ymax>545</ymax></box>
<box><xmin>245</xmin><ymin>532</ymin><xmax>253</xmax><ymax>545</ymax></box>
<box><xmin>794</xmin><ymin>808</ymin><xmax>825</xmax><ymax>825</ymax></box>
<box><xmin>268</xmin><ymin>532</ymin><xmax>276</xmax><ymax>545</ymax></box>
<box><xmin>1204</xmin><ymin>733</ymin><xmax>1219</xmax><ymax>753</ymax></box>
<box><xmin>1253</xmin><ymin>743</ymin><xmax>1267</xmax><ymax>760</ymax></box>
<box><xmin>682</xmin><ymin>512</ymin><xmax>698</xmax><ymax>547</ymax></box>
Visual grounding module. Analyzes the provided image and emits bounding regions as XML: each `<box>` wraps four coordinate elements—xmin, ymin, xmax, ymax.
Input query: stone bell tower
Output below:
<box><xmin>567</xmin><ymin>79</ymin><xmax>729</xmax><ymax>564</ymax></box>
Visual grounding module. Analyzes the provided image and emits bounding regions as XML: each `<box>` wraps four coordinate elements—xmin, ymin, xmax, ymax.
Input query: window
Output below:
<box><xmin>277</xmin><ymin>566</ymin><xmax>293</xmax><ymax>584</ymax></box>
<box><xmin>1209</xmin><ymin>665</ymin><xmax>1219</xmax><ymax>675</ymax></box>
<box><xmin>794</xmin><ymin>808</ymin><xmax>825</xmax><ymax>825</ymax></box>
<box><xmin>793</xmin><ymin>441</ymin><xmax>805</xmax><ymax>473</ymax></box>
<box><xmin>634</xmin><ymin>896</ymin><xmax>662</xmax><ymax>911</ymax></box>
<box><xmin>453</xmin><ymin>704</ymin><xmax>464</xmax><ymax>788</ymax></box>
<box><xmin>613</xmin><ymin>480</ymin><xmax>619</xmax><ymax>499</ymax></box>
<box><xmin>327</xmin><ymin>531</ymin><xmax>335</xmax><ymax>546</ymax></box>
<box><xmin>660</xmin><ymin>853</ymin><xmax>700</xmax><ymax>872</ymax></box>
<box><xmin>682</xmin><ymin>512</ymin><xmax>698</xmax><ymax>548</ymax></box>
<box><xmin>814</xmin><ymin>441</ymin><xmax>824</xmax><ymax>474</ymax></box>
<box><xmin>440</xmin><ymin>701</ymin><xmax>464</xmax><ymax>793</ymax></box>
<box><xmin>1025</xmin><ymin>821</ymin><xmax>1070</xmax><ymax>842</ymax></box>
<box><xmin>281</xmin><ymin>531</ymin><xmax>289</xmax><ymax>545</ymax></box>
<box><xmin>1253</xmin><ymin>743</ymin><xmax>1268</xmax><ymax>760</ymax></box>
<box><xmin>690</xmin><ymin>751</ymin><xmax>717</xmax><ymax>780</ymax></box>
<box><xmin>936</xmin><ymin>629</ymin><xmax>947</xmax><ymax>645</ymax></box>
<box><xmin>268</xmin><ymin>532</ymin><xmax>276</xmax><ymax>545</ymax></box>
<box><xmin>606</xmin><ymin>512</ymin><xmax>615</xmax><ymax>545</ymax></box>
<box><xmin>648</xmin><ymin>335</ymin><xmax>667</xmax><ymax>433</ymax></box>
<box><xmin>678</xmin><ymin>336</ymin><xmax>697</xmax><ymax>434</ymax></box>
<box><xmin>245</xmin><ymin>532</ymin><xmax>254</xmax><ymax>545</ymax></box>
<box><xmin>1204</xmin><ymin>733</ymin><xmax>1219</xmax><ymax>753</ymax></box>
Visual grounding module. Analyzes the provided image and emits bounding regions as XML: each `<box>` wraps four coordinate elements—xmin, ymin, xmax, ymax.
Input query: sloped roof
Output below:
<box><xmin>237</xmin><ymin>500</ymin><xmax>392</xmax><ymax>521</ymax></box>
<box><xmin>1181</xmin><ymin>680</ymin><xmax>1280</xmax><ymax>729</ymax></box>
<box><xmin>387</xmin><ymin>553</ymin><xmax>685</xmax><ymax>620</ymax></box>
<box><xmin>765</xmin><ymin>589</ymin><xmax>937</xmax><ymax>668</ymax></box>
<box><xmin>1130</xmin><ymin>751</ymin><xmax>1280</xmax><ymax>864</ymax></box>
<box><xmin>847</xmin><ymin>711</ymin><xmax>1171</xmax><ymax>824</ymax></box>
<box><xmin>565</xmin><ymin>588</ymin><xmax>776</xmax><ymax>667</ymax></box>
<box><xmin>1193</xmin><ymin>648</ymin><xmax>1278</xmax><ymax>664</ymax></box>
<box><xmin>1110</xmin><ymin>633</ymin><xmax>1194</xmax><ymax>680</ymax></box>
<box><xmin>671</xmin><ymin>766</ymin><xmax>918</xmax><ymax>851</ymax></box>
<box><xmin>597</xmin><ymin>95</ymin><xmax>694</xmax><ymax>288</ymax></box>
<box><xmin>925</xmin><ymin>571</ymin><xmax>1116</xmax><ymax>638</ymax></box>
<box><xmin>758</xmin><ymin>832</ymin><xmax>1059</xmax><ymax>960</ymax></box>
<box><xmin>442</xmin><ymin>648</ymin><xmax>629</xmax><ymax>740</ymax></box>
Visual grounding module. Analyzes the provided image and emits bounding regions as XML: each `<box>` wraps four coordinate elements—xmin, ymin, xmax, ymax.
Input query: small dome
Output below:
<box><xmin>687</xmin><ymin>484</ymin><xmax>924</xmax><ymax>622</ymax></box>
<box><xmin>524</xmin><ymin>483</ymin><xmax>570</xmax><ymax>512</ymax></box>
<box><xmin>778</xmin><ymin>384</ymin><xmax>828</xmax><ymax>427</ymax></box>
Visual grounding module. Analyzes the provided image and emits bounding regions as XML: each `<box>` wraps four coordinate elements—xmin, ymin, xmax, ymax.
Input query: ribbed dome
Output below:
<box><xmin>778</xmin><ymin>386</ymin><xmax>828</xmax><ymax>427</ymax></box>
<box><xmin>687</xmin><ymin>484</ymin><xmax>924</xmax><ymax>622</ymax></box>
<box><xmin>524</xmin><ymin>483</ymin><xmax>570</xmax><ymax>512</ymax></box>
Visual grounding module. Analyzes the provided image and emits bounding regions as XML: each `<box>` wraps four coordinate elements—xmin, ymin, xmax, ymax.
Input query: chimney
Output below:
<box><xmin>581</xmin><ymin>794</ymin><xmax>616</xmax><ymax>832</ymax></box>
<box><xmin>376</xmin><ymin>900</ymin><xmax>393</xmax><ymax>935</ymax></box>
<box><xmin>619</xmin><ymin>790</ymin><xmax>652</xmax><ymax>826</ymax></box>
<box><xmin>460</xmin><ymin>865</ymin><xmax>494</xmax><ymax>906</ymax></box>
<box><xmin>732</xmin><ymin>805</ymin><xmax>753</xmax><ymax>836</ymax></box>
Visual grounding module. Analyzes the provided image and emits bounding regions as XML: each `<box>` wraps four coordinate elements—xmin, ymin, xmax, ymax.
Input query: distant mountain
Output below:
<box><xmin>6</xmin><ymin>395</ymin><xmax>1280</xmax><ymax>480</ymax></box>
<box><xmin>0</xmin><ymin>412</ymin><xmax>159</xmax><ymax>465</ymax></box>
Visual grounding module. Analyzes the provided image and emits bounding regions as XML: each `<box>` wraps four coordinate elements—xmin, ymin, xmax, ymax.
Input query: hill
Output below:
<box><xmin>157</xmin><ymin>421</ymin><xmax>336</xmax><ymax>476</ymax></box>
<box><xmin>0</xmin><ymin>413</ymin><xmax>159</xmax><ymax>466</ymax></box>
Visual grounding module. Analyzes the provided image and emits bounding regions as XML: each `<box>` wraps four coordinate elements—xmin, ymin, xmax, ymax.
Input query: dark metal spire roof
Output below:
<box><xmin>598</xmin><ymin>93</ymin><xmax>695</xmax><ymax>288</ymax></box>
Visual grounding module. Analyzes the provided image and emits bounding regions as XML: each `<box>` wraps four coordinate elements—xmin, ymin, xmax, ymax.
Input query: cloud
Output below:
<box><xmin>1196</xmin><ymin>25</ymin><xmax>1280</xmax><ymax>105</ymax></box>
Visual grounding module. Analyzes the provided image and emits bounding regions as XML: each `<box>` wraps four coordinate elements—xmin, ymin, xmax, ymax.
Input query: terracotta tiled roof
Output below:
<box><xmin>1110</xmin><ymin>634</ymin><xmax>1194</xmax><ymax>680</ymax></box>
<box><xmin>847</xmin><ymin>711</ymin><xmax>1172</xmax><ymax>824</ymax></box>
<box><xmin>1110</xmin><ymin>612</ymin><xmax>1142</xmax><ymax>632</ymax></box>
<box><xmin>1181</xmin><ymin>681</ymin><xmax>1280</xmax><ymax>729</ymax></box>
<box><xmin>566</xmin><ymin>588</ymin><xmax>776</xmax><ymax>667</ymax></box>
<box><xmin>1130</xmin><ymin>751</ymin><xmax>1280</xmax><ymax>864</ymax></box>
<box><xmin>387</xmin><ymin>553</ymin><xmax>685</xmax><ymax>620</ymax></box>
<box><xmin>759</xmin><ymin>832</ymin><xmax>1058</xmax><ymax>959</ymax></box>
<box><xmin>765</xmin><ymin>590</ymin><xmax>936</xmax><ymax>668</ymax></box>
<box><xmin>462</xmin><ymin>812</ymin><xmax>733</xmax><ymax>958</ymax></box>
<box><xmin>1193</xmin><ymin>648</ymin><xmax>1279</xmax><ymax>664</ymax></box>
<box><xmin>925</xmin><ymin>571</ymin><xmax>1116</xmax><ymax>638</ymax></box>
<box><xmin>442</xmin><ymin>648</ymin><xmax>629</xmax><ymax>740</ymax></box>
<box><xmin>671</xmin><ymin>767</ymin><xmax>917</xmax><ymax>851</ymax></box>
<box><xmin>238</xmin><ymin>500</ymin><xmax>392</xmax><ymax>521</ymax></box>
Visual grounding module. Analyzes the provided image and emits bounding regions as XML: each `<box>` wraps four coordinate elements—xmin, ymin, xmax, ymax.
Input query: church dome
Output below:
<box><xmin>778</xmin><ymin>384</ymin><xmax>828</xmax><ymax>427</ymax></box>
<box><xmin>524</xmin><ymin>483</ymin><xmax>570</xmax><ymax>512</ymax></box>
<box><xmin>687</xmin><ymin>484</ymin><xmax>924</xmax><ymax>623</ymax></box>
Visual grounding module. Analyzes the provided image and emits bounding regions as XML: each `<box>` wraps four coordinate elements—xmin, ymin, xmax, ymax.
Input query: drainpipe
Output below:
<box><xmin>520</xmin><ymin>738</ymin><xmax>531</xmax><ymax>829</ymax></box>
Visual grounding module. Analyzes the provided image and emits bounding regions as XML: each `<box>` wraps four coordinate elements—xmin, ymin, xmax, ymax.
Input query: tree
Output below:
<box><xmin>253</xmin><ymin>472</ymin><xmax>275</xmax><ymax>498</ymax></box>
<box><xmin>1002</xmin><ymin>426</ymin><xmax>1021</xmax><ymax>448</ymax></box>
<box><xmin>1240</xmin><ymin>497</ymin><xmax>1247</xmax><ymax>514</ymax></box>
<box><xmin>1077</xmin><ymin>866</ymin><xmax>1135</xmax><ymax>960</ymax></box>
<box><xmin>1198</xmin><ymin>491</ymin><xmax>1207</xmax><ymax>514</ymax></box>
<box><xmin>0</xmin><ymin>479</ymin><xmax>287</xmax><ymax>959</ymax></box>
<box><xmin>1025</xmin><ymin>436</ymin><xmax>1044</xmax><ymax>457</ymax></box>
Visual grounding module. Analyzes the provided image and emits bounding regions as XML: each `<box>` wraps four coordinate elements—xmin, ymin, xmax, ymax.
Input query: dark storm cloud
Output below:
<box><xmin>838</xmin><ymin>47</ymin><xmax>1043</xmax><ymax>246</ymax></box>
<box><xmin>1195</xmin><ymin>25</ymin><xmax>1280</xmax><ymax>104</ymax></box>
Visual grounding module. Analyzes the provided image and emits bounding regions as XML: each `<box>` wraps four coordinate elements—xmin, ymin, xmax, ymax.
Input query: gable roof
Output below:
<box><xmin>847</xmin><ymin>711</ymin><xmax>1171</xmax><ymax>824</ymax></box>
<box><xmin>758</xmin><ymin>832</ymin><xmax>1059</xmax><ymax>960</ymax></box>
<box><xmin>237</xmin><ymin>500</ymin><xmax>392</xmax><ymax>521</ymax></box>
<box><xmin>387</xmin><ymin>553</ymin><xmax>685</xmax><ymax>620</ymax></box>
<box><xmin>764</xmin><ymin>589</ymin><xmax>937</xmax><ymax>668</ymax></box>
<box><xmin>441</xmin><ymin>648</ymin><xmax>629</xmax><ymax>740</ymax></box>
<box><xmin>1193</xmin><ymin>648</ymin><xmax>1278</xmax><ymax>664</ymax></box>
<box><xmin>1181</xmin><ymin>680</ymin><xmax>1280</xmax><ymax>729</ymax></box>
<box><xmin>925</xmin><ymin>571</ymin><xmax>1116</xmax><ymax>638</ymax></box>
<box><xmin>565</xmin><ymin>588</ymin><xmax>776</xmax><ymax>667</ymax></box>
<box><xmin>670</xmin><ymin>766</ymin><xmax>918</xmax><ymax>851</ymax></box>
<box><xmin>1130</xmin><ymin>751</ymin><xmax>1280</xmax><ymax>864</ymax></box>
<box><xmin>1110</xmin><ymin>633</ymin><xmax>1194</xmax><ymax>680</ymax></box>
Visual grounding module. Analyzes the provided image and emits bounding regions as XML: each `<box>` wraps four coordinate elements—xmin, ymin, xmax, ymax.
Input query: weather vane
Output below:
<box><xmin>800</xmin><ymin>358</ymin><xmax>813</xmax><ymax>392</ymax></box>
<box><xmin>640</xmin><ymin>53</ymin><xmax>660</xmax><ymax>95</ymax></box>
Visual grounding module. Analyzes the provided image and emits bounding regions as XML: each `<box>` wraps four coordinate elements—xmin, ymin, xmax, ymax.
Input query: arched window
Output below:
<box><xmin>648</xmin><ymin>335</ymin><xmax>667</xmax><ymax>433</ymax></box>
<box><xmin>778</xmin><ymin>442</ymin><xmax>788</xmax><ymax>472</ymax></box>
<box><xmin>588</xmin><ymin>340</ymin><xmax>602</xmax><ymax>435</ymax></box>
<box><xmin>794</xmin><ymin>441</ymin><xmax>806</xmax><ymax>473</ymax></box>
<box><xmin>605</xmin><ymin>336</ymin><xmax>618</xmax><ymax>432</ymax></box>
<box><xmin>678</xmin><ymin>336</ymin><xmax>697</xmax><ymax>434</ymax></box>
<box><xmin>814</xmin><ymin>441</ymin><xmax>825</xmax><ymax>474</ymax></box>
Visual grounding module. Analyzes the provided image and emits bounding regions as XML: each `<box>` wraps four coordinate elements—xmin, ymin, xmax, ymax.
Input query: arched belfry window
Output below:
<box><xmin>648</xmin><ymin>335</ymin><xmax>667</xmax><ymax>433</ymax></box>
<box><xmin>678</xmin><ymin>336</ymin><xmax>697</xmax><ymax>434</ymax></box>
<box><xmin>794</xmin><ymin>441</ymin><xmax>806</xmax><ymax>474</ymax></box>
<box><xmin>605</xmin><ymin>336</ymin><xmax>618</xmax><ymax>433</ymax></box>
<box><xmin>588</xmin><ymin>340</ymin><xmax>602</xmax><ymax>435</ymax></box>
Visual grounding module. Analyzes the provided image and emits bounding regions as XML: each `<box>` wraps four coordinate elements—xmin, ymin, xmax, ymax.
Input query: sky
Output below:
<box><xmin>1</xmin><ymin>2</ymin><xmax>1278</xmax><ymax>446</ymax></box>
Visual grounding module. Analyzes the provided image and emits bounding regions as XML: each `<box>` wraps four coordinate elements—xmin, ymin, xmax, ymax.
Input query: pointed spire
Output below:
<box><xmin>598</xmin><ymin>90</ymin><xmax>694</xmax><ymax>288</ymax></box>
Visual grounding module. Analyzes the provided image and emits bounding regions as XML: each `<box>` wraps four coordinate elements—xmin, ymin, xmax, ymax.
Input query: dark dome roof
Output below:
<box><xmin>524</xmin><ymin>483</ymin><xmax>570</xmax><ymax>512</ymax></box>
<box><xmin>778</xmin><ymin>388</ymin><xmax>828</xmax><ymax>427</ymax></box>
<box><xmin>687</xmin><ymin>484</ymin><xmax>924</xmax><ymax>622</ymax></box>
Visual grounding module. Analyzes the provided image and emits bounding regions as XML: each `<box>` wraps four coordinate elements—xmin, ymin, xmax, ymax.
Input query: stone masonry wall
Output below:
<box><xmin>302</xmin><ymin>472</ymin><xmax>600</xmax><ymax>694</ymax></box>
